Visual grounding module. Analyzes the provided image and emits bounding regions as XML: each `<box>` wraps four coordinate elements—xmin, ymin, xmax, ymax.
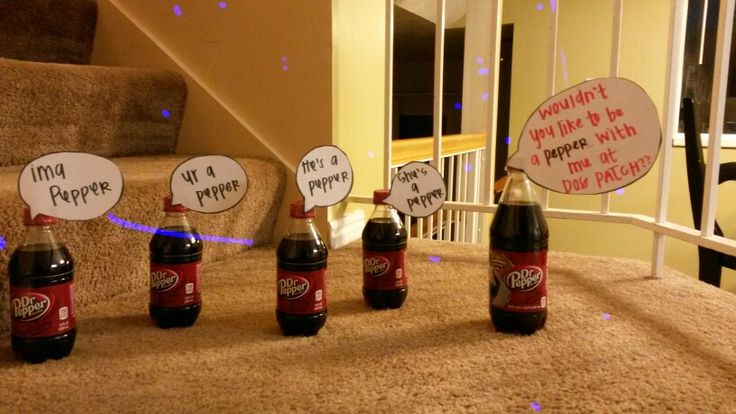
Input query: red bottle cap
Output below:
<box><xmin>163</xmin><ymin>194</ymin><xmax>188</xmax><ymax>213</ymax></box>
<box><xmin>290</xmin><ymin>199</ymin><xmax>315</xmax><ymax>218</ymax></box>
<box><xmin>373</xmin><ymin>189</ymin><xmax>390</xmax><ymax>204</ymax></box>
<box><xmin>23</xmin><ymin>207</ymin><xmax>57</xmax><ymax>226</ymax></box>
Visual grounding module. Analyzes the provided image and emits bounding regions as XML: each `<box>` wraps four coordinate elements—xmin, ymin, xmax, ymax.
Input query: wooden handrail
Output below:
<box><xmin>391</xmin><ymin>133</ymin><xmax>508</xmax><ymax>195</ymax></box>
<box><xmin>391</xmin><ymin>133</ymin><xmax>486</xmax><ymax>166</ymax></box>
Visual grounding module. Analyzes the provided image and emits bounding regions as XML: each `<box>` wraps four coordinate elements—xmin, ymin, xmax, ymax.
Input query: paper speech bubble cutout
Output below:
<box><xmin>18</xmin><ymin>152</ymin><xmax>124</xmax><ymax>220</ymax></box>
<box><xmin>296</xmin><ymin>145</ymin><xmax>354</xmax><ymax>212</ymax></box>
<box><xmin>384</xmin><ymin>161</ymin><xmax>447</xmax><ymax>217</ymax></box>
<box><xmin>170</xmin><ymin>155</ymin><xmax>248</xmax><ymax>213</ymax></box>
<box><xmin>507</xmin><ymin>78</ymin><xmax>661</xmax><ymax>194</ymax></box>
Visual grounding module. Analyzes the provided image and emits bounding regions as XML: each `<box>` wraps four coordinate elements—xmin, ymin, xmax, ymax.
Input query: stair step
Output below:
<box><xmin>0</xmin><ymin>154</ymin><xmax>285</xmax><ymax>334</ymax></box>
<box><xmin>0</xmin><ymin>58</ymin><xmax>186</xmax><ymax>167</ymax></box>
<box><xmin>0</xmin><ymin>0</ymin><xmax>98</xmax><ymax>64</ymax></box>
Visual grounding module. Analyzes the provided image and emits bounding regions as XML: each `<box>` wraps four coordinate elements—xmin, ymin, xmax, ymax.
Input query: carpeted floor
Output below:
<box><xmin>1</xmin><ymin>239</ymin><xmax>734</xmax><ymax>412</ymax></box>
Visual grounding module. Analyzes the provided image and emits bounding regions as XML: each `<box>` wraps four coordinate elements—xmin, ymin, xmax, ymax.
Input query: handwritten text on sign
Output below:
<box><xmin>170</xmin><ymin>155</ymin><xmax>248</xmax><ymax>213</ymax></box>
<box><xmin>506</xmin><ymin>78</ymin><xmax>661</xmax><ymax>194</ymax></box>
<box><xmin>18</xmin><ymin>152</ymin><xmax>123</xmax><ymax>220</ymax></box>
<box><xmin>296</xmin><ymin>146</ymin><xmax>354</xmax><ymax>212</ymax></box>
<box><xmin>384</xmin><ymin>161</ymin><xmax>446</xmax><ymax>217</ymax></box>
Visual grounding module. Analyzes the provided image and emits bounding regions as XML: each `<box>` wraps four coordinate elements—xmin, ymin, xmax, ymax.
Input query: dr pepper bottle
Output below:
<box><xmin>362</xmin><ymin>189</ymin><xmax>408</xmax><ymax>309</ymax></box>
<box><xmin>490</xmin><ymin>168</ymin><xmax>549</xmax><ymax>334</ymax></box>
<box><xmin>149</xmin><ymin>195</ymin><xmax>203</xmax><ymax>328</ymax></box>
<box><xmin>276</xmin><ymin>199</ymin><xmax>327</xmax><ymax>336</ymax></box>
<box><xmin>9</xmin><ymin>208</ymin><xmax>76</xmax><ymax>363</ymax></box>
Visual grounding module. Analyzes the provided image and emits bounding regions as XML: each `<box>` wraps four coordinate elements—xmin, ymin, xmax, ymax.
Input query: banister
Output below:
<box><xmin>391</xmin><ymin>133</ymin><xmax>486</xmax><ymax>166</ymax></box>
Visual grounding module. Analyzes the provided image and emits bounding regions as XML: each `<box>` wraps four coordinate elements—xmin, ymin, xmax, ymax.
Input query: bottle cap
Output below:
<box><xmin>290</xmin><ymin>199</ymin><xmax>315</xmax><ymax>218</ymax></box>
<box><xmin>163</xmin><ymin>194</ymin><xmax>188</xmax><ymax>213</ymax></box>
<box><xmin>373</xmin><ymin>189</ymin><xmax>390</xmax><ymax>204</ymax></box>
<box><xmin>23</xmin><ymin>207</ymin><xmax>57</xmax><ymax>226</ymax></box>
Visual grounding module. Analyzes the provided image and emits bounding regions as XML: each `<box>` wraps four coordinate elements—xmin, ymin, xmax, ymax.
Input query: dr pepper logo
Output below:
<box><xmin>12</xmin><ymin>293</ymin><xmax>52</xmax><ymax>322</ymax></box>
<box><xmin>505</xmin><ymin>266</ymin><xmax>543</xmax><ymax>291</ymax></box>
<box><xmin>364</xmin><ymin>256</ymin><xmax>390</xmax><ymax>277</ymax></box>
<box><xmin>279</xmin><ymin>276</ymin><xmax>310</xmax><ymax>300</ymax></box>
<box><xmin>151</xmin><ymin>269</ymin><xmax>179</xmax><ymax>292</ymax></box>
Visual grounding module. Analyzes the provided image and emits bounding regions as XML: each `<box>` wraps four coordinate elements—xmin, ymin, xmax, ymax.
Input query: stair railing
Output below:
<box><xmin>390</xmin><ymin>133</ymin><xmax>487</xmax><ymax>242</ymax></box>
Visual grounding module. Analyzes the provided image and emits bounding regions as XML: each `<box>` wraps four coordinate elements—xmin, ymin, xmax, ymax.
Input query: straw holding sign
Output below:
<box><xmin>507</xmin><ymin>77</ymin><xmax>661</xmax><ymax>194</ymax></box>
<box><xmin>384</xmin><ymin>161</ymin><xmax>447</xmax><ymax>217</ymax></box>
<box><xmin>296</xmin><ymin>145</ymin><xmax>354</xmax><ymax>212</ymax></box>
<box><xmin>18</xmin><ymin>152</ymin><xmax>123</xmax><ymax>220</ymax></box>
<box><xmin>170</xmin><ymin>155</ymin><xmax>248</xmax><ymax>214</ymax></box>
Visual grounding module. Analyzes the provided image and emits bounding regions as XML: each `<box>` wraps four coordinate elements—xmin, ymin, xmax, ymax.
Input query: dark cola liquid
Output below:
<box><xmin>362</xmin><ymin>218</ymin><xmax>407</xmax><ymax>309</ymax></box>
<box><xmin>276</xmin><ymin>236</ymin><xmax>327</xmax><ymax>336</ymax></box>
<box><xmin>9</xmin><ymin>245</ymin><xmax>76</xmax><ymax>363</ymax></box>
<box><xmin>490</xmin><ymin>202</ymin><xmax>548</xmax><ymax>335</ymax></box>
<box><xmin>149</xmin><ymin>226</ymin><xmax>203</xmax><ymax>328</ymax></box>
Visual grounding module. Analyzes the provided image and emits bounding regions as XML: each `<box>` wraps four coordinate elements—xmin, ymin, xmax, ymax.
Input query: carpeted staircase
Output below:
<box><xmin>0</xmin><ymin>0</ymin><xmax>285</xmax><ymax>334</ymax></box>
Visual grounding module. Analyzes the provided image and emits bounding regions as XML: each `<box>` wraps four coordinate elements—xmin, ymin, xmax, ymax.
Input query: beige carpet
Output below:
<box><xmin>0</xmin><ymin>57</ymin><xmax>186</xmax><ymax>167</ymax></box>
<box><xmin>0</xmin><ymin>0</ymin><xmax>97</xmax><ymax>64</ymax></box>
<box><xmin>1</xmin><ymin>239</ymin><xmax>734</xmax><ymax>412</ymax></box>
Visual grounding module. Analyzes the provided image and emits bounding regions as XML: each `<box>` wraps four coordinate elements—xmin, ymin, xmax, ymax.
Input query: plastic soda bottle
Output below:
<box><xmin>149</xmin><ymin>195</ymin><xmax>203</xmax><ymax>328</ymax></box>
<box><xmin>9</xmin><ymin>208</ymin><xmax>76</xmax><ymax>363</ymax></box>
<box><xmin>490</xmin><ymin>168</ymin><xmax>549</xmax><ymax>334</ymax></box>
<box><xmin>276</xmin><ymin>199</ymin><xmax>327</xmax><ymax>336</ymax></box>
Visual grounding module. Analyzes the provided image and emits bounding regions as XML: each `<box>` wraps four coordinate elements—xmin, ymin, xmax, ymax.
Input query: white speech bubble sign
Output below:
<box><xmin>506</xmin><ymin>78</ymin><xmax>661</xmax><ymax>194</ymax></box>
<box><xmin>18</xmin><ymin>152</ymin><xmax>124</xmax><ymax>220</ymax></box>
<box><xmin>296</xmin><ymin>145</ymin><xmax>354</xmax><ymax>212</ymax></box>
<box><xmin>170</xmin><ymin>155</ymin><xmax>248</xmax><ymax>213</ymax></box>
<box><xmin>384</xmin><ymin>161</ymin><xmax>447</xmax><ymax>217</ymax></box>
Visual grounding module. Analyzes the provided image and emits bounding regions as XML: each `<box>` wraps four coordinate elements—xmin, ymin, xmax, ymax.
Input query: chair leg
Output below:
<box><xmin>698</xmin><ymin>247</ymin><xmax>722</xmax><ymax>287</ymax></box>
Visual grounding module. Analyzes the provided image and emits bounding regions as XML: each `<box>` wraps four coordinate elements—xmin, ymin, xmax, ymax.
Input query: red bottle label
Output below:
<box><xmin>150</xmin><ymin>261</ymin><xmax>202</xmax><ymax>307</ymax></box>
<box><xmin>490</xmin><ymin>249</ymin><xmax>547</xmax><ymax>313</ymax></box>
<box><xmin>10</xmin><ymin>282</ymin><xmax>76</xmax><ymax>338</ymax></box>
<box><xmin>363</xmin><ymin>248</ymin><xmax>407</xmax><ymax>291</ymax></box>
<box><xmin>277</xmin><ymin>268</ymin><xmax>326</xmax><ymax>315</ymax></box>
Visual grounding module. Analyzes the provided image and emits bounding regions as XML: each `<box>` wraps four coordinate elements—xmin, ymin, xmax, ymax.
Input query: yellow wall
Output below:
<box><xmin>92</xmin><ymin>0</ymin><xmax>333</xmax><ymax>239</ymax></box>
<box><xmin>503</xmin><ymin>0</ymin><xmax>736</xmax><ymax>290</ymax></box>
<box><xmin>330</xmin><ymin>0</ymin><xmax>387</xmax><ymax>223</ymax></box>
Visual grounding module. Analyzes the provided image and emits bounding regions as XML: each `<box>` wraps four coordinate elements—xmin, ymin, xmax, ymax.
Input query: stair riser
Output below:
<box><xmin>0</xmin><ymin>0</ymin><xmax>98</xmax><ymax>64</ymax></box>
<box><xmin>0</xmin><ymin>58</ymin><xmax>186</xmax><ymax>167</ymax></box>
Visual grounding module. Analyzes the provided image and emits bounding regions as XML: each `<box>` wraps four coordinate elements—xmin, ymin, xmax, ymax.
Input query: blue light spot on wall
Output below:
<box><xmin>615</xmin><ymin>188</ymin><xmax>625</xmax><ymax>195</ymax></box>
<box><xmin>454</xmin><ymin>102</ymin><xmax>462</xmax><ymax>110</ymax></box>
<box><xmin>107</xmin><ymin>213</ymin><xmax>254</xmax><ymax>246</ymax></box>
<box><xmin>218</xmin><ymin>1</ymin><xmax>227</xmax><ymax>9</ymax></box>
<box><xmin>428</xmin><ymin>255</ymin><xmax>441</xmax><ymax>263</ymax></box>
<box><xmin>0</xmin><ymin>235</ymin><xmax>6</xmax><ymax>250</ymax></box>
<box><xmin>465</xmin><ymin>163</ymin><xmax>472</xmax><ymax>173</ymax></box>
<box><xmin>173</xmin><ymin>4</ymin><xmax>183</xmax><ymax>16</ymax></box>
<box><xmin>549</xmin><ymin>0</ymin><xmax>557</xmax><ymax>12</ymax></box>
<box><xmin>481</xmin><ymin>92</ymin><xmax>489</xmax><ymax>101</ymax></box>
<box><xmin>477</xmin><ymin>67</ymin><xmax>489</xmax><ymax>76</ymax></box>
<box><xmin>475</xmin><ymin>56</ymin><xmax>484</xmax><ymax>64</ymax></box>
<box><xmin>505</xmin><ymin>136</ymin><xmax>512</xmax><ymax>145</ymax></box>
<box><xmin>161</xmin><ymin>109</ymin><xmax>171</xmax><ymax>119</ymax></box>
<box><xmin>282</xmin><ymin>65</ymin><xmax>289</xmax><ymax>71</ymax></box>
<box><xmin>531</xmin><ymin>401</ymin><xmax>542</xmax><ymax>411</ymax></box>
<box><xmin>536</xmin><ymin>3</ymin><xmax>544</xmax><ymax>11</ymax></box>
<box><xmin>603</xmin><ymin>312</ymin><xmax>611</xmax><ymax>320</ymax></box>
